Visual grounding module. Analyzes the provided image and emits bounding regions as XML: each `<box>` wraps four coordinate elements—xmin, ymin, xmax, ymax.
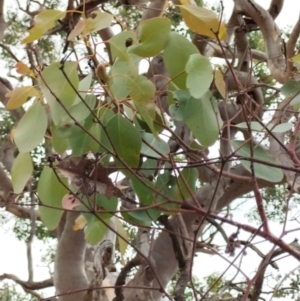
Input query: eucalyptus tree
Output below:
<box><xmin>1</xmin><ymin>0</ymin><xmax>300</xmax><ymax>301</ymax></box>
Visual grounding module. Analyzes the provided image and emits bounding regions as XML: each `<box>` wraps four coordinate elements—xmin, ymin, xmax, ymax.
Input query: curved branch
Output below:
<box><xmin>268</xmin><ymin>97</ymin><xmax>300</xmax><ymax>192</ymax></box>
<box><xmin>286</xmin><ymin>14</ymin><xmax>300</xmax><ymax>74</ymax></box>
<box><xmin>234</xmin><ymin>0</ymin><xmax>287</xmax><ymax>83</ymax></box>
<box><xmin>268</xmin><ymin>0</ymin><xmax>284</xmax><ymax>20</ymax></box>
<box><xmin>0</xmin><ymin>273</ymin><xmax>53</xmax><ymax>290</ymax></box>
<box><xmin>250</xmin><ymin>240</ymin><xmax>300</xmax><ymax>301</ymax></box>
<box><xmin>54</xmin><ymin>212</ymin><xmax>88</xmax><ymax>301</ymax></box>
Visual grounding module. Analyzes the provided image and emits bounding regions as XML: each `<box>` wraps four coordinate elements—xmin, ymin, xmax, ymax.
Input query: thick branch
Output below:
<box><xmin>54</xmin><ymin>212</ymin><xmax>88</xmax><ymax>301</ymax></box>
<box><xmin>0</xmin><ymin>273</ymin><xmax>53</xmax><ymax>290</ymax></box>
<box><xmin>286</xmin><ymin>14</ymin><xmax>300</xmax><ymax>74</ymax></box>
<box><xmin>234</xmin><ymin>0</ymin><xmax>287</xmax><ymax>83</ymax></box>
<box><xmin>268</xmin><ymin>0</ymin><xmax>284</xmax><ymax>20</ymax></box>
<box><xmin>268</xmin><ymin>98</ymin><xmax>300</xmax><ymax>192</ymax></box>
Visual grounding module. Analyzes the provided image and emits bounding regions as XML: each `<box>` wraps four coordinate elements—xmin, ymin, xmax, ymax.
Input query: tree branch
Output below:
<box><xmin>0</xmin><ymin>273</ymin><xmax>53</xmax><ymax>290</ymax></box>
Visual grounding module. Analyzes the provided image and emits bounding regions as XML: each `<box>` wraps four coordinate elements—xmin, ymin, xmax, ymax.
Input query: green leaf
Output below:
<box><xmin>140</xmin><ymin>158</ymin><xmax>157</xmax><ymax>178</ymax></box>
<box><xmin>61</xmin><ymin>95</ymin><xmax>96</xmax><ymax>124</ymax></box>
<box><xmin>122</xmin><ymin>210</ymin><xmax>159</xmax><ymax>226</ymax></box>
<box><xmin>96</xmin><ymin>195</ymin><xmax>118</xmax><ymax>219</ymax></box>
<box><xmin>184</xmin><ymin>91</ymin><xmax>220</xmax><ymax>146</ymax></box>
<box><xmin>38</xmin><ymin>167</ymin><xmax>68</xmax><ymax>230</ymax></box>
<box><xmin>134</xmin><ymin>102</ymin><xmax>158</xmax><ymax>139</ymax></box>
<box><xmin>169</xmin><ymin>90</ymin><xmax>190</xmax><ymax>121</ymax></box>
<box><xmin>51</xmin><ymin>124</ymin><xmax>69</xmax><ymax>154</ymax></box>
<box><xmin>39</xmin><ymin>61</ymin><xmax>79</xmax><ymax>125</ymax></box>
<box><xmin>131</xmin><ymin>177</ymin><xmax>155</xmax><ymax>205</ymax></box>
<box><xmin>73</xmin><ymin>73</ymin><xmax>93</xmax><ymax>105</ymax></box>
<box><xmin>108</xmin><ymin>59</ymin><xmax>136</xmax><ymax>101</ymax></box>
<box><xmin>141</xmin><ymin>132</ymin><xmax>169</xmax><ymax>158</ymax></box>
<box><xmin>55</xmin><ymin>123</ymin><xmax>82</xmax><ymax>139</ymax></box>
<box><xmin>155</xmin><ymin>174</ymin><xmax>181</xmax><ymax>211</ymax></box>
<box><xmin>163</xmin><ymin>32</ymin><xmax>198</xmax><ymax>89</ymax></box>
<box><xmin>232</xmin><ymin>140</ymin><xmax>284</xmax><ymax>182</ymax></box>
<box><xmin>84</xmin><ymin>218</ymin><xmax>108</xmax><ymax>245</ymax></box>
<box><xmin>128</xmin><ymin>17</ymin><xmax>171</xmax><ymax>57</ymax></box>
<box><xmin>236</xmin><ymin>122</ymin><xmax>293</xmax><ymax>133</ymax></box>
<box><xmin>130</xmin><ymin>209</ymin><xmax>161</xmax><ymax>222</ymax></box>
<box><xmin>68</xmin><ymin>130</ymin><xmax>90</xmax><ymax>156</ymax></box>
<box><xmin>14</xmin><ymin>102</ymin><xmax>47</xmax><ymax>153</ymax></box>
<box><xmin>11</xmin><ymin>153</ymin><xmax>33</xmax><ymax>194</ymax></box>
<box><xmin>106</xmin><ymin>114</ymin><xmax>142</xmax><ymax>168</ymax></box>
<box><xmin>185</xmin><ymin>54</ymin><xmax>213</xmax><ymax>98</ymax></box>
<box><xmin>177</xmin><ymin>167</ymin><xmax>198</xmax><ymax>200</ymax></box>
<box><xmin>89</xmin><ymin>108</ymin><xmax>115</xmax><ymax>153</ymax></box>
<box><xmin>129</xmin><ymin>75</ymin><xmax>156</xmax><ymax>104</ymax></box>
<box><xmin>109</xmin><ymin>31</ymin><xmax>138</xmax><ymax>61</ymax></box>
<box><xmin>281</xmin><ymin>80</ymin><xmax>300</xmax><ymax>108</ymax></box>
<box><xmin>66</xmin><ymin>117</ymin><xmax>92</xmax><ymax>155</ymax></box>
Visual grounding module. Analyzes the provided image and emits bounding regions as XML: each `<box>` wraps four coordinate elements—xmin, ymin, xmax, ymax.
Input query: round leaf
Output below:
<box><xmin>185</xmin><ymin>54</ymin><xmax>213</xmax><ymax>99</ymax></box>
<box><xmin>128</xmin><ymin>17</ymin><xmax>171</xmax><ymax>57</ymax></box>
<box><xmin>163</xmin><ymin>32</ymin><xmax>198</xmax><ymax>89</ymax></box>
<box><xmin>109</xmin><ymin>31</ymin><xmax>138</xmax><ymax>61</ymax></box>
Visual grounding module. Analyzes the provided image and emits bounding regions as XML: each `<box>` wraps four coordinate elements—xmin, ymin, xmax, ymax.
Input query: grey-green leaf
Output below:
<box><xmin>184</xmin><ymin>91</ymin><xmax>220</xmax><ymax>146</ymax></box>
<box><xmin>232</xmin><ymin>140</ymin><xmax>284</xmax><ymax>182</ymax></box>
<box><xmin>11</xmin><ymin>153</ymin><xmax>33</xmax><ymax>194</ymax></box>
<box><xmin>14</xmin><ymin>102</ymin><xmax>48</xmax><ymax>153</ymax></box>
<box><xmin>185</xmin><ymin>53</ymin><xmax>213</xmax><ymax>98</ymax></box>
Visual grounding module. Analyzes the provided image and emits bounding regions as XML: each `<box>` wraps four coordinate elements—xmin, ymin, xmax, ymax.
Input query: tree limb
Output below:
<box><xmin>0</xmin><ymin>273</ymin><xmax>53</xmax><ymax>290</ymax></box>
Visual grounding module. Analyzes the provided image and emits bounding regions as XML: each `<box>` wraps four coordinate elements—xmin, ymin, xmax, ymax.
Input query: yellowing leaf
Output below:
<box><xmin>15</xmin><ymin>62</ymin><xmax>35</xmax><ymax>77</ymax></box>
<box><xmin>215</xmin><ymin>69</ymin><xmax>226</xmax><ymax>98</ymax></box>
<box><xmin>6</xmin><ymin>86</ymin><xmax>40</xmax><ymax>110</ymax></box>
<box><xmin>179</xmin><ymin>0</ymin><xmax>193</xmax><ymax>4</ymax></box>
<box><xmin>68</xmin><ymin>19</ymin><xmax>86</xmax><ymax>40</ymax></box>
<box><xmin>22</xmin><ymin>10</ymin><xmax>66</xmax><ymax>44</ymax></box>
<box><xmin>179</xmin><ymin>5</ymin><xmax>227</xmax><ymax>40</ymax></box>
<box><xmin>22</xmin><ymin>27</ymin><xmax>44</xmax><ymax>44</ymax></box>
<box><xmin>290</xmin><ymin>54</ymin><xmax>300</xmax><ymax>70</ymax></box>
<box><xmin>73</xmin><ymin>214</ymin><xmax>87</xmax><ymax>231</ymax></box>
<box><xmin>83</xmin><ymin>11</ymin><xmax>112</xmax><ymax>35</ymax></box>
<box><xmin>290</xmin><ymin>54</ymin><xmax>300</xmax><ymax>63</ymax></box>
<box><xmin>218</xmin><ymin>22</ymin><xmax>227</xmax><ymax>41</ymax></box>
<box><xmin>68</xmin><ymin>11</ymin><xmax>113</xmax><ymax>41</ymax></box>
